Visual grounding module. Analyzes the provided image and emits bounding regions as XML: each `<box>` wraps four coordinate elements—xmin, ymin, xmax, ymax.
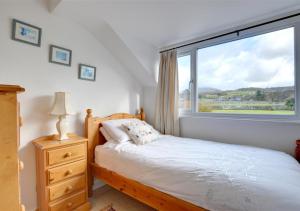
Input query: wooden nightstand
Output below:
<box><xmin>33</xmin><ymin>134</ymin><xmax>90</xmax><ymax>211</ymax></box>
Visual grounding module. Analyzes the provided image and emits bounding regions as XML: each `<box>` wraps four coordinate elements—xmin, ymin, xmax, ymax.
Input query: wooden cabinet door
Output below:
<box><xmin>0</xmin><ymin>93</ymin><xmax>21</xmax><ymax>211</ymax></box>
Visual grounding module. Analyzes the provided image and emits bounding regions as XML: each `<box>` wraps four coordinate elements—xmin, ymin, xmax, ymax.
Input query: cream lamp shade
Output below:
<box><xmin>50</xmin><ymin>92</ymin><xmax>72</xmax><ymax>116</ymax></box>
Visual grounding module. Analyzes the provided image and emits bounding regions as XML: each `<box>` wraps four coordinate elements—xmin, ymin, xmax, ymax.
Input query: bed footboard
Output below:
<box><xmin>92</xmin><ymin>164</ymin><xmax>206</xmax><ymax>211</ymax></box>
<box><xmin>296</xmin><ymin>140</ymin><xmax>300</xmax><ymax>162</ymax></box>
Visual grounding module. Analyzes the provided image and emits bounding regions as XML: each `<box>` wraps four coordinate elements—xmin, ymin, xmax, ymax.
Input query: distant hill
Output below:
<box><xmin>197</xmin><ymin>86</ymin><xmax>294</xmax><ymax>94</ymax></box>
<box><xmin>236</xmin><ymin>86</ymin><xmax>294</xmax><ymax>92</ymax></box>
<box><xmin>179</xmin><ymin>86</ymin><xmax>295</xmax><ymax>111</ymax></box>
<box><xmin>198</xmin><ymin>87</ymin><xmax>221</xmax><ymax>94</ymax></box>
<box><xmin>195</xmin><ymin>86</ymin><xmax>295</xmax><ymax>103</ymax></box>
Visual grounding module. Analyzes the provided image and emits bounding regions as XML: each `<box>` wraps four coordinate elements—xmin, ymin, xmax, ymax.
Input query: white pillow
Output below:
<box><xmin>102</xmin><ymin>118</ymin><xmax>142</xmax><ymax>143</ymax></box>
<box><xmin>122</xmin><ymin>121</ymin><xmax>161</xmax><ymax>145</ymax></box>
<box><xmin>100</xmin><ymin>127</ymin><xmax>115</xmax><ymax>142</ymax></box>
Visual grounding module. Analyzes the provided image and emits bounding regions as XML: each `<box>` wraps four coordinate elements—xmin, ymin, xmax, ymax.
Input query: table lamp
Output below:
<box><xmin>50</xmin><ymin>92</ymin><xmax>73</xmax><ymax>140</ymax></box>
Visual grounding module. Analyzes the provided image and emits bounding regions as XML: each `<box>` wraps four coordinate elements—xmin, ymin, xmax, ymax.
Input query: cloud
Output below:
<box><xmin>194</xmin><ymin>27</ymin><xmax>295</xmax><ymax>90</ymax></box>
<box><xmin>178</xmin><ymin>56</ymin><xmax>191</xmax><ymax>91</ymax></box>
<box><xmin>256</xmin><ymin>27</ymin><xmax>294</xmax><ymax>60</ymax></box>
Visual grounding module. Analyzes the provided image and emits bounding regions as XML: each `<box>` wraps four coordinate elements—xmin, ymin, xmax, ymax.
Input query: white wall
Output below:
<box><xmin>180</xmin><ymin>116</ymin><xmax>300</xmax><ymax>155</ymax></box>
<box><xmin>0</xmin><ymin>2</ymin><xmax>142</xmax><ymax>210</ymax></box>
<box><xmin>144</xmin><ymin>87</ymin><xmax>300</xmax><ymax>155</ymax></box>
<box><xmin>143</xmin><ymin>86</ymin><xmax>156</xmax><ymax>125</ymax></box>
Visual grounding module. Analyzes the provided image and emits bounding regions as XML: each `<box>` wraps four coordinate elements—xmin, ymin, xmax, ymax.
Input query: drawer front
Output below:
<box><xmin>47</xmin><ymin>144</ymin><xmax>86</xmax><ymax>166</ymax></box>
<box><xmin>49</xmin><ymin>191</ymin><xmax>86</xmax><ymax>211</ymax></box>
<box><xmin>49</xmin><ymin>175</ymin><xmax>86</xmax><ymax>201</ymax></box>
<box><xmin>48</xmin><ymin>160</ymin><xmax>86</xmax><ymax>184</ymax></box>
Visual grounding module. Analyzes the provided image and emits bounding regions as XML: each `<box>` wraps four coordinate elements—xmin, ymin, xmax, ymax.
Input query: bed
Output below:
<box><xmin>84</xmin><ymin>108</ymin><xmax>300</xmax><ymax>211</ymax></box>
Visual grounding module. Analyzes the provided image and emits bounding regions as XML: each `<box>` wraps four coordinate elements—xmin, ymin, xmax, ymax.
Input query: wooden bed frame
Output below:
<box><xmin>84</xmin><ymin>108</ymin><xmax>207</xmax><ymax>211</ymax></box>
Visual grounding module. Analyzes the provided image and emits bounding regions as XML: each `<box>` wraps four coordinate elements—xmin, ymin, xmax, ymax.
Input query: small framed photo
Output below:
<box><xmin>79</xmin><ymin>64</ymin><xmax>96</xmax><ymax>81</ymax></box>
<box><xmin>49</xmin><ymin>45</ymin><xmax>72</xmax><ymax>66</ymax></box>
<box><xmin>12</xmin><ymin>19</ymin><xmax>42</xmax><ymax>47</ymax></box>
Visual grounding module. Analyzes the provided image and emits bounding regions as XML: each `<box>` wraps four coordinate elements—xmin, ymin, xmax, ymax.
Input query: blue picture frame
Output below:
<box><xmin>78</xmin><ymin>64</ymin><xmax>96</xmax><ymax>81</ymax></box>
<box><xmin>12</xmin><ymin>19</ymin><xmax>42</xmax><ymax>47</ymax></box>
<box><xmin>49</xmin><ymin>45</ymin><xmax>72</xmax><ymax>66</ymax></box>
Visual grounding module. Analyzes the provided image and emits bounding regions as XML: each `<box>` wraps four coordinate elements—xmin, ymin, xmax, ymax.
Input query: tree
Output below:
<box><xmin>285</xmin><ymin>98</ymin><xmax>295</xmax><ymax>110</ymax></box>
<box><xmin>255</xmin><ymin>90</ymin><xmax>265</xmax><ymax>101</ymax></box>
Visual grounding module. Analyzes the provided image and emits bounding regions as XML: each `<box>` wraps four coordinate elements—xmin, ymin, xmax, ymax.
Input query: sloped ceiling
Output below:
<box><xmin>51</xmin><ymin>0</ymin><xmax>300</xmax><ymax>86</ymax></box>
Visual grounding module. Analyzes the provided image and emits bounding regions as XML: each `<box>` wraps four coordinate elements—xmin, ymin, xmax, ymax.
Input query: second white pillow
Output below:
<box><xmin>102</xmin><ymin>118</ymin><xmax>143</xmax><ymax>143</ymax></box>
<box><xmin>100</xmin><ymin>127</ymin><xmax>115</xmax><ymax>142</ymax></box>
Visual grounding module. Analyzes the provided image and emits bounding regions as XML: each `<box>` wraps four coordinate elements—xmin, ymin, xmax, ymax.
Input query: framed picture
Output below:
<box><xmin>78</xmin><ymin>64</ymin><xmax>96</xmax><ymax>81</ymax></box>
<box><xmin>12</xmin><ymin>19</ymin><xmax>42</xmax><ymax>47</ymax></box>
<box><xmin>49</xmin><ymin>45</ymin><xmax>72</xmax><ymax>66</ymax></box>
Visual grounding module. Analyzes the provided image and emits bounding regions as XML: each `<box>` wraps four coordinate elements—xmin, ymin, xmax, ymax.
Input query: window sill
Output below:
<box><xmin>179</xmin><ymin>112</ymin><xmax>300</xmax><ymax>124</ymax></box>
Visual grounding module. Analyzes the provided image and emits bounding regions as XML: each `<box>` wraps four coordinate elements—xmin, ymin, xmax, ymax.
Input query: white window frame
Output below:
<box><xmin>177</xmin><ymin>16</ymin><xmax>300</xmax><ymax>121</ymax></box>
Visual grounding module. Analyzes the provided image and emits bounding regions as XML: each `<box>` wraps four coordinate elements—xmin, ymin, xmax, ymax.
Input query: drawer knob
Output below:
<box><xmin>66</xmin><ymin>185</ymin><xmax>73</xmax><ymax>192</ymax></box>
<box><xmin>65</xmin><ymin>152</ymin><xmax>72</xmax><ymax>158</ymax></box>
<box><xmin>65</xmin><ymin>169</ymin><xmax>73</xmax><ymax>175</ymax></box>
<box><xmin>67</xmin><ymin>202</ymin><xmax>73</xmax><ymax>207</ymax></box>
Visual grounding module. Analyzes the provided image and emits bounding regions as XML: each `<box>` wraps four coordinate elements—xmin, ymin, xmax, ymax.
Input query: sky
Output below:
<box><xmin>178</xmin><ymin>27</ymin><xmax>295</xmax><ymax>92</ymax></box>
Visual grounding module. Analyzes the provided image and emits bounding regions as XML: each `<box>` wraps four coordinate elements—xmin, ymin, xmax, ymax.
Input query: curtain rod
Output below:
<box><xmin>160</xmin><ymin>12</ymin><xmax>300</xmax><ymax>54</ymax></box>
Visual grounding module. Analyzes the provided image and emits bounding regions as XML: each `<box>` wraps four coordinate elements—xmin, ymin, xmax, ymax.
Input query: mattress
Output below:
<box><xmin>95</xmin><ymin>135</ymin><xmax>300</xmax><ymax>211</ymax></box>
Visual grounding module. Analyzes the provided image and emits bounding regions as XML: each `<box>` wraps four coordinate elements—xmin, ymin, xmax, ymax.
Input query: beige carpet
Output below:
<box><xmin>100</xmin><ymin>203</ymin><xmax>116</xmax><ymax>211</ymax></box>
<box><xmin>90</xmin><ymin>185</ymin><xmax>155</xmax><ymax>211</ymax></box>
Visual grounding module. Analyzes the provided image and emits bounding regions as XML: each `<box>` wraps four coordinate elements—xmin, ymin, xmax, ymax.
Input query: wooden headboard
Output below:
<box><xmin>84</xmin><ymin>108</ymin><xmax>145</xmax><ymax>196</ymax></box>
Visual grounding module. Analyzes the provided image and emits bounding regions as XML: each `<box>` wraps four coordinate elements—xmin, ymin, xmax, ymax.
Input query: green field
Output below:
<box><xmin>180</xmin><ymin>86</ymin><xmax>295</xmax><ymax>115</ymax></box>
<box><xmin>179</xmin><ymin>85</ymin><xmax>296</xmax><ymax>115</ymax></box>
<box><xmin>211</xmin><ymin>110</ymin><xmax>294</xmax><ymax>115</ymax></box>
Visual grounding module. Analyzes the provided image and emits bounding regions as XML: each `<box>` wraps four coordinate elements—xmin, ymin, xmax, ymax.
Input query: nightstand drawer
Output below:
<box><xmin>49</xmin><ymin>191</ymin><xmax>86</xmax><ymax>211</ymax></box>
<box><xmin>48</xmin><ymin>160</ymin><xmax>86</xmax><ymax>184</ymax></box>
<box><xmin>49</xmin><ymin>175</ymin><xmax>86</xmax><ymax>201</ymax></box>
<box><xmin>47</xmin><ymin>143</ymin><xmax>86</xmax><ymax>166</ymax></box>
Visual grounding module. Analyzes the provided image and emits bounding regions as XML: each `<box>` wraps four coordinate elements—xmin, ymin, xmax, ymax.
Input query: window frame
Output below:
<box><xmin>177</xmin><ymin>17</ymin><xmax>300</xmax><ymax>121</ymax></box>
<box><xmin>177</xmin><ymin>52</ymin><xmax>193</xmax><ymax>113</ymax></box>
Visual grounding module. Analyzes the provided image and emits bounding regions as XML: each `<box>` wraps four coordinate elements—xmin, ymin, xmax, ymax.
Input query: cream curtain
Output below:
<box><xmin>154</xmin><ymin>50</ymin><xmax>179</xmax><ymax>136</ymax></box>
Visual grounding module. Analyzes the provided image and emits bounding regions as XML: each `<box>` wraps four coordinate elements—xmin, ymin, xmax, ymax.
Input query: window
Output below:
<box><xmin>178</xmin><ymin>55</ymin><xmax>191</xmax><ymax>112</ymax></box>
<box><xmin>197</xmin><ymin>28</ymin><xmax>295</xmax><ymax>115</ymax></box>
<box><xmin>178</xmin><ymin>22</ymin><xmax>298</xmax><ymax>119</ymax></box>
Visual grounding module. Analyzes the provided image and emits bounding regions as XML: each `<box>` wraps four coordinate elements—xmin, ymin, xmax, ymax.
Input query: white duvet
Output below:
<box><xmin>95</xmin><ymin>136</ymin><xmax>300</xmax><ymax>211</ymax></box>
